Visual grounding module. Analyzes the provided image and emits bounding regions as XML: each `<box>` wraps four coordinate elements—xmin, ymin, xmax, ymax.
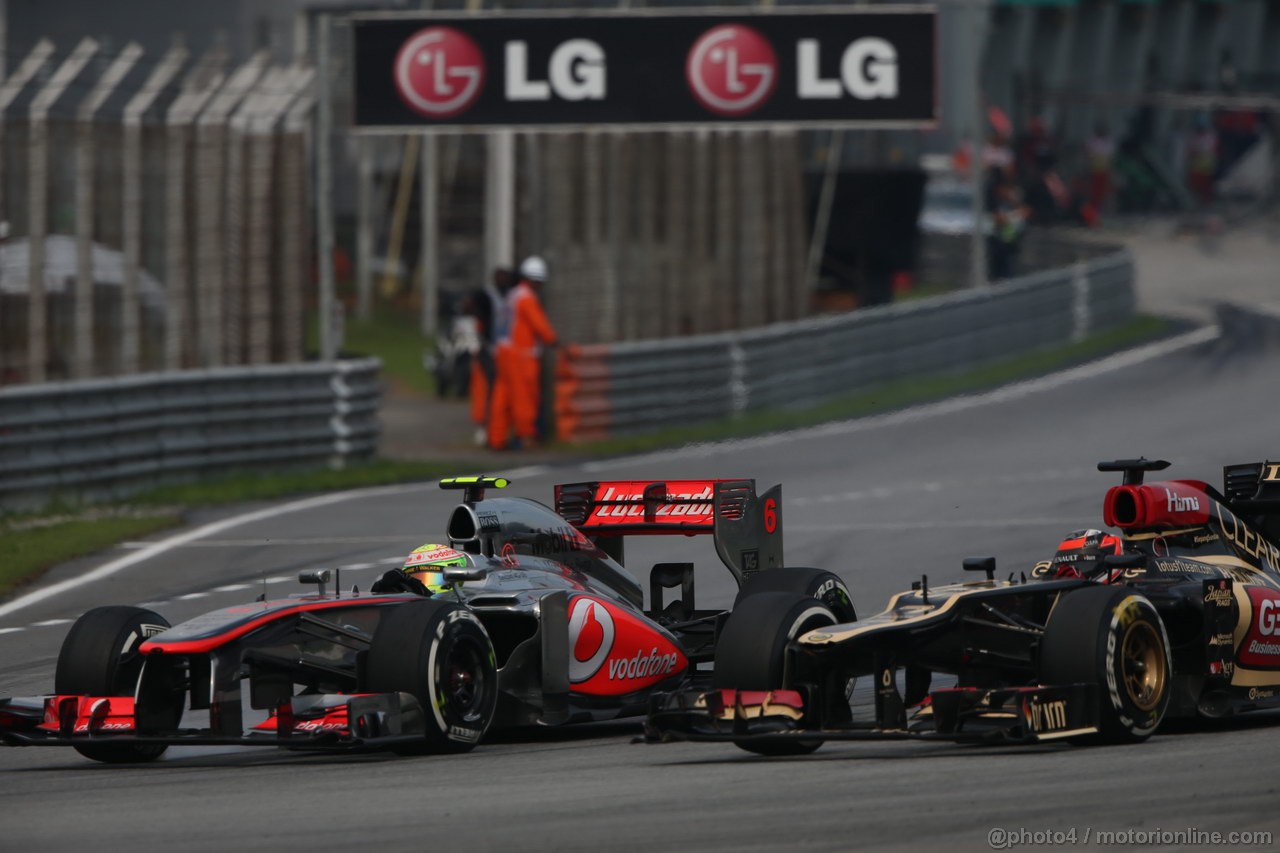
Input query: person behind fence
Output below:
<box><xmin>1186</xmin><ymin>113</ymin><xmax>1218</xmax><ymax>207</ymax></box>
<box><xmin>985</xmin><ymin>168</ymin><xmax>1028</xmax><ymax>281</ymax></box>
<box><xmin>1085</xmin><ymin>121</ymin><xmax>1115</xmax><ymax>215</ymax></box>
<box><xmin>469</xmin><ymin>266</ymin><xmax>514</xmax><ymax>446</ymax></box>
<box><xmin>487</xmin><ymin>255</ymin><xmax>558</xmax><ymax>451</ymax></box>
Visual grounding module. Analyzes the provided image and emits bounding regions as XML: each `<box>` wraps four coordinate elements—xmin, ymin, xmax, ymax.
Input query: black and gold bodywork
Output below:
<box><xmin>648</xmin><ymin>458</ymin><xmax>1280</xmax><ymax>749</ymax></box>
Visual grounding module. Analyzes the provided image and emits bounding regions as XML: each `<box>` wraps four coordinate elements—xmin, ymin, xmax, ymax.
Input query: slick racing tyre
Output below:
<box><xmin>735</xmin><ymin>568</ymin><xmax>857</xmax><ymax>623</ymax></box>
<box><xmin>1040</xmin><ymin>586</ymin><xmax>1171</xmax><ymax>745</ymax></box>
<box><xmin>365</xmin><ymin>600</ymin><xmax>498</xmax><ymax>755</ymax></box>
<box><xmin>54</xmin><ymin>606</ymin><xmax>174</xmax><ymax>763</ymax></box>
<box><xmin>713</xmin><ymin>592</ymin><xmax>837</xmax><ymax>756</ymax></box>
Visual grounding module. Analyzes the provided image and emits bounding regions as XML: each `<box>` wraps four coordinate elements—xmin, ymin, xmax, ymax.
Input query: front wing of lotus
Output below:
<box><xmin>645</xmin><ymin>682</ymin><xmax>1100</xmax><ymax>746</ymax></box>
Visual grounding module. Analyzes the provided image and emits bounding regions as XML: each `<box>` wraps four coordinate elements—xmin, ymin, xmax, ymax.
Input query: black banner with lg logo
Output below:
<box><xmin>352</xmin><ymin>9</ymin><xmax>935</xmax><ymax>130</ymax></box>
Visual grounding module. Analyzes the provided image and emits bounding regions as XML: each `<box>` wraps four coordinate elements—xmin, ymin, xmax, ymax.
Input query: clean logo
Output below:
<box><xmin>567</xmin><ymin>597</ymin><xmax>616</xmax><ymax>683</ymax></box>
<box><xmin>685</xmin><ymin>24</ymin><xmax>777</xmax><ymax>117</ymax></box>
<box><xmin>394</xmin><ymin>26</ymin><xmax>486</xmax><ymax>118</ymax></box>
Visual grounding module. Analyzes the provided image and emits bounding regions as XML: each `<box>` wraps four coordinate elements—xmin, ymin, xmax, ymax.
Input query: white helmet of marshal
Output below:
<box><xmin>519</xmin><ymin>255</ymin><xmax>548</xmax><ymax>283</ymax></box>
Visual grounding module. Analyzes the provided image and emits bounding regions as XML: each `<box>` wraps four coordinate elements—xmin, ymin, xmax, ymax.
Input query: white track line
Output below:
<box><xmin>584</xmin><ymin>325</ymin><xmax>1222</xmax><ymax>470</ymax></box>
<box><xmin>0</xmin><ymin>334</ymin><xmax>1216</xmax><ymax>624</ymax></box>
<box><xmin>0</xmin><ymin>481</ymin><xmax>439</xmax><ymax>621</ymax></box>
<box><xmin>120</xmin><ymin>536</ymin><xmax>420</xmax><ymax>549</ymax></box>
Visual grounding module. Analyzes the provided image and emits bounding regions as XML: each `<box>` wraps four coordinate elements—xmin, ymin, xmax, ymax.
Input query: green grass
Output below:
<box><xmin>130</xmin><ymin>458</ymin><xmax>482</xmax><ymax>508</ymax></box>
<box><xmin>342</xmin><ymin>305</ymin><xmax>436</xmax><ymax>396</ymax></box>
<box><xmin>570</xmin><ymin>315</ymin><xmax>1172</xmax><ymax>457</ymax></box>
<box><xmin>0</xmin><ymin>514</ymin><xmax>182</xmax><ymax>597</ymax></box>
<box><xmin>307</xmin><ymin>303</ymin><xmax>437</xmax><ymax>396</ymax></box>
<box><xmin>0</xmin><ymin>459</ymin><xmax>487</xmax><ymax>598</ymax></box>
<box><xmin>0</xmin><ymin>313</ymin><xmax>1171</xmax><ymax>599</ymax></box>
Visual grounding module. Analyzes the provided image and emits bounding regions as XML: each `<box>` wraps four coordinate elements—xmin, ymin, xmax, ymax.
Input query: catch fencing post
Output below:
<box><xmin>315</xmin><ymin>13</ymin><xmax>337</xmax><ymax>362</ymax></box>
<box><xmin>0</xmin><ymin>39</ymin><xmax>54</xmax><ymax>383</ymax></box>
<box><xmin>165</xmin><ymin>47</ymin><xmax>227</xmax><ymax>371</ymax></box>
<box><xmin>197</xmin><ymin>53</ymin><xmax>268</xmax><ymax>368</ymax></box>
<box><xmin>121</xmin><ymin>44</ymin><xmax>188</xmax><ymax>374</ymax></box>
<box><xmin>74</xmin><ymin>42</ymin><xmax>143</xmax><ymax>379</ymax></box>
<box><xmin>420</xmin><ymin>133</ymin><xmax>439</xmax><ymax>338</ymax></box>
<box><xmin>282</xmin><ymin>82</ymin><xmax>315</xmax><ymax>363</ymax></box>
<box><xmin>28</xmin><ymin>38</ymin><xmax>99</xmax><ymax>383</ymax></box>
<box><xmin>0</xmin><ymin>40</ymin><xmax>53</xmax><ymax>226</ymax></box>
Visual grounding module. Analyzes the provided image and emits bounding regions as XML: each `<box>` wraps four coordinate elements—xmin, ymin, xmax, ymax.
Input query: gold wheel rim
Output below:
<box><xmin>1121</xmin><ymin>620</ymin><xmax>1166</xmax><ymax>711</ymax></box>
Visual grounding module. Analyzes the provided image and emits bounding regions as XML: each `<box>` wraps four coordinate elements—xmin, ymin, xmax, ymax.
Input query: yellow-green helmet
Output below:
<box><xmin>401</xmin><ymin>544</ymin><xmax>470</xmax><ymax>594</ymax></box>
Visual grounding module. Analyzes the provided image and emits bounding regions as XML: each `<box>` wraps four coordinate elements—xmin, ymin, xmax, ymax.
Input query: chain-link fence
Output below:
<box><xmin>0</xmin><ymin>38</ymin><xmax>313</xmax><ymax>386</ymax></box>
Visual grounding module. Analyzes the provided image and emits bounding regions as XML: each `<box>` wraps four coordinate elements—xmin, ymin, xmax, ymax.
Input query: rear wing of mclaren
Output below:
<box><xmin>554</xmin><ymin>479</ymin><xmax>783</xmax><ymax>584</ymax></box>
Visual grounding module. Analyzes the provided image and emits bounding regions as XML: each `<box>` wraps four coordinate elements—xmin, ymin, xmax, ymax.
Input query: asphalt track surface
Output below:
<box><xmin>5</xmin><ymin>321</ymin><xmax>1280</xmax><ymax>851</ymax></box>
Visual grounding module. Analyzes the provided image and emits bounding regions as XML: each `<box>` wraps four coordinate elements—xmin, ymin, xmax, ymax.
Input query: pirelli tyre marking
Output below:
<box><xmin>1105</xmin><ymin>596</ymin><xmax>1170</xmax><ymax>736</ymax></box>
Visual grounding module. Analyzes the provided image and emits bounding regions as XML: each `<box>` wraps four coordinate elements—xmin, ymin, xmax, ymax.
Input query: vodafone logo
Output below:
<box><xmin>567</xmin><ymin>597</ymin><xmax>615</xmax><ymax>683</ymax></box>
<box><xmin>685</xmin><ymin>25</ymin><xmax>777</xmax><ymax>117</ymax></box>
<box><xmin>394</xmin><ymin>26</ymin><xmax>486</xmax><ymax>118</ymax></box>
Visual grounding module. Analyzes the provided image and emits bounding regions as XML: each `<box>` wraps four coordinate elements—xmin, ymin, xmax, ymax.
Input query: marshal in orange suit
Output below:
<box><xmin>488</xmin><ymin>256</ymin><xmax>557</xmax><ymax>450</ymax></box>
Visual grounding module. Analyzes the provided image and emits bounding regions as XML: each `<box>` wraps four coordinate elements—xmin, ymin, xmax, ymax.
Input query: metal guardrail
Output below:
<box><xmin>0</xmin><ymin>359</ymin><xmax>381</xmax><ymax>510</ymax></box>
<box><xmin>556</xmin><ymin>250</ymin><xmax>1135</xmax><ymax>441</ymax></box>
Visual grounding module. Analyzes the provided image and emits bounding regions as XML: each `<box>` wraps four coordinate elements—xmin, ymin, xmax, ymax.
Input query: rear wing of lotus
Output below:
<box><xmin>554</xmin><ymin>479</ymin><xmax>783</xmax><ymax>584</ymax></box>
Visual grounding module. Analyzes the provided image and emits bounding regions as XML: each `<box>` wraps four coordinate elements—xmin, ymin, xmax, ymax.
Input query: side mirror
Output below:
<box><xmin>1103</xmin><ymin>553</ymin><xmax>1146</xmax><ymax>570</ymax></box>
<box><xmin>962</xmin><ymin>557</ymin><xmax>996</xmax><ymax>581</ymax></box>
<box><xmin>443</xmin><ymin>566</ymin><xmax>487</xmax><ymax>584</ymax></box>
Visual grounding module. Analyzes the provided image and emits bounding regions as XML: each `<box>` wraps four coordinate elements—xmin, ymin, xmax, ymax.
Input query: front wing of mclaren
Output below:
<box><xmin>645</xmin><ymin>682</ymin><xmax>1101</xmax><ymax>746</ymax></box>
<box><xmin>0</xmin><ymin>691</ymin><xmax>432</xmax><ymax>753</ymax></box>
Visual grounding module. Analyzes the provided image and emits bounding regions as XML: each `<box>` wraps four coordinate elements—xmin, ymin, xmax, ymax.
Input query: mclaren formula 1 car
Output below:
<box><xmin>647</xmin><ymin>458</ymin><xmax>1280</xmax><ymax>754</ymax></box>
<box><xmin>0</xmin><ymin>476</ymin><xmax>855</xmax><ymax>763</ymax></box>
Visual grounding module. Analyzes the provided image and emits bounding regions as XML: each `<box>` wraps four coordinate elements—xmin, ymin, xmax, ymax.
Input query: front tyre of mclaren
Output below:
<box><xmin>364</xmin><ymin>599</ymin><xmax>499</xmax><ymax>755</ymax></box>
<box><xmin>712</xmin><ymin>592</ymin><xmax>838</xmax><ymax>755</ymax></box>
<box><xmin>54</xmin><ymin>606</ymin><xmax>179</xmax><ymax>763</ymax></box>
<box><xmin>1040</xmin><ymin>586</ymin><xmax>1171</xmax><ymax>744</ymax></box>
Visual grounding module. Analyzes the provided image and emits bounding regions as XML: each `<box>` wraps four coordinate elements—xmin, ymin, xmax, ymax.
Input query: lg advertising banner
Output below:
<box><xmin>351</xmin><ymin>8</ymin><xmax>936</xmax><ymax>131</ymax></box>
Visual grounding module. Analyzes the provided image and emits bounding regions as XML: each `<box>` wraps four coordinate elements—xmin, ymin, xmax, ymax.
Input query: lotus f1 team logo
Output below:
<box><xmin>685</xmin><ymin>24</ymin><xmax>777</xmax><ymax>117</ymax></box>
<box><xmin>394</xmin><ymin>26</ymin><xmax>486</xmax><ymax>118</ymax></box>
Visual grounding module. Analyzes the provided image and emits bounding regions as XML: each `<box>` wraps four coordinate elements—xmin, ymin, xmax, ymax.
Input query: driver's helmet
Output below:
<box><xmin>400</xmin><ymin>544</ymin><xmax>470</xmax><ymax>594</ymax></box>
<box><xmin>1049</xmin><ymin>528</ymin><xmax>1123</xmax><ymax>579</ymax></box>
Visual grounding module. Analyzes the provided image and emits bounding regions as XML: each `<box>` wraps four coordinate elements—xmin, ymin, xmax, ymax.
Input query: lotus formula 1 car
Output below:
<box><xmin>0</xmin><ymin>476</ymin><xmax>855</xmax><ymax>762</ymax></box>
<box><xmin>647</xmin><ymin>458</ymin><xmax>1280</xmax><ymax>754</ymax></box>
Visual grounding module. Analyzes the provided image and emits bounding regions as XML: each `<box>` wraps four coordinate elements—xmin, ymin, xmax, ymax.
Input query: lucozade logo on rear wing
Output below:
<box><xmin>581</xmin><ymin>482</ymin><xmax>726</xmax><ymax>529</ymax></box>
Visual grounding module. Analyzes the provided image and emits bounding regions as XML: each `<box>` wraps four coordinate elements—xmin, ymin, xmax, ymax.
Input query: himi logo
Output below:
<box><xmin>1165</xmin><ymin>488</ymin><xmax>1201</xmax><ymax>513</ymax></box>
<box><xmin>394</xmin><ymin>27</ymin><xmax>486</xmax><ymax>118</ymax></box>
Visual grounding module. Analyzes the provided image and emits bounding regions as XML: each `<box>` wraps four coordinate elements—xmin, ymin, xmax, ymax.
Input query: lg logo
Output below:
<box><xmin>394</xmin><ymin>27</ymin><xmax>486</xmax><ymax>118</ymax></box>
<box><xmin>507</xmin><ymin>39</ymin><xmax>606</xmax><ymax>101</ymax></box>
<box><xmin>797</xmin><ymin>37</ymin><xmax>898</xmax><ymax>100</ymax></box>
<box><xmin>685</xmin><ymin>25</ymin><xmax>778</xmax><ymax>117</ymax></box>
<box><xmin>394</xmin><ymin>27</ymin><xmax>606</xmax><ymax>118</ymax></box>
<box><xmin>685</xmin><ymin>25</ymin><xmax>900</xmax><ymax>117</ymax></box>
<box><xmin>392</xmin><ymin>24</ymin><xmax>904</xmax><ymax>121</ymax></box>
